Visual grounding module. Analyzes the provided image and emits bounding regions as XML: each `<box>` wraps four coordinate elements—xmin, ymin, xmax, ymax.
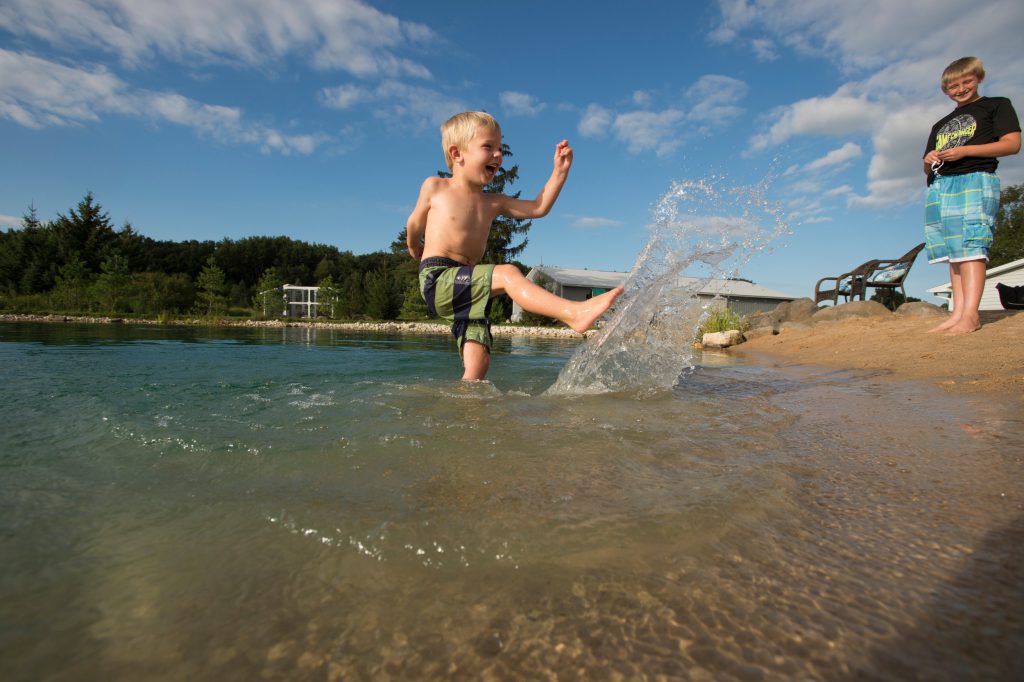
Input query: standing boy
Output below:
<box><xmin>923</xmin><ymin>56</ymin><xmax>1020</xmax><ymax>334</ymax></box>
<box><xmin>406</xmin><ymin>111</ymin><xmax>623</xmax><ymax>380</ymax></box>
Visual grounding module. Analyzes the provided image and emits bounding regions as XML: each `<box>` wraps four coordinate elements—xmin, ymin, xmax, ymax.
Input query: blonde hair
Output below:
<box><xmin>440</xmin><ymin>111</ymin><xmax>500</xmax><ymax>170</ymax></box>
<box><xmin>941</xmin><ymin>56</ymin><xmax>985</xmax><ymax>90</ymax></box>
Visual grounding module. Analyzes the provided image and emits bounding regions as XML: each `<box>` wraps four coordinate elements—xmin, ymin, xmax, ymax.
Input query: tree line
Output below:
<box><xmin>0</xmin><ymin>145</ymin><xmax>534</xmax><ymax>321</ymax></box>
<box><xmin>0</xmin><ymin>192</ymin><xmax>412</xmax><ymax>319</ymax></box>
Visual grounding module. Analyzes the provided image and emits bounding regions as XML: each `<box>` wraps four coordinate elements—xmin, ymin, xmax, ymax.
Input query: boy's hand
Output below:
<box><xmin>554</xmin><ymin>140</ymin><xmax>573</xmax><ymax>173</ymax></box>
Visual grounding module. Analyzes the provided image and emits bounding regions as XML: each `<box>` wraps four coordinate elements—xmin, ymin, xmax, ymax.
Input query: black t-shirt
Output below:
<box><xmin>924</xmin><ymin>96</ymin><xmax>1020</xmax><ymax>182</ymax></box>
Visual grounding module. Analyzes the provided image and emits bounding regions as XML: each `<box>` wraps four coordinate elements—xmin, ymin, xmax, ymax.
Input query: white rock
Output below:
<box><xmin>702</xmin><ymin>329</ymin><xmax>744</xmax><ymax>348</ymax></box>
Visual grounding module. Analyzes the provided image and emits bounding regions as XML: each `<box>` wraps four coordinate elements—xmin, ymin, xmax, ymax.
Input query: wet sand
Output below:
<box><xmin>735</xmin><ymin>310</ymin><xmax>1024</xmax><ymax>399</ymax></box>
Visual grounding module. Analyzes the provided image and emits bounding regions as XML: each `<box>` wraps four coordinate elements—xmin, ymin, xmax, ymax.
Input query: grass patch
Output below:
<box><xmin>696</xmin><ymin>307</ymin><xmax>748</xmax><ymax>339</ymax></box>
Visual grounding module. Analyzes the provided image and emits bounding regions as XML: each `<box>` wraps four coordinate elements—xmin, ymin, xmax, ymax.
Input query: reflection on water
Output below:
<box><xmin>1</xmin><ymin>323</ymin><xmax>1022</xmax><ymax>680</ymax></box>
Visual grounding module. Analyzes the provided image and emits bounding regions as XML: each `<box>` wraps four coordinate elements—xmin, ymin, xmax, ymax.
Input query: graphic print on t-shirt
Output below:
<box><xmin>934</xmin><ymin>114</ymin><xmax>977</xmax><ymax>151</ymax></box>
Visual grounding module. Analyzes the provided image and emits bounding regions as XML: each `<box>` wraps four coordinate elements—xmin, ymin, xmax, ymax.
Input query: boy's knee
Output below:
<box><xmin>492</xmin><ymin>264</ymin><xmax>517</xmax><ymax>278</ymax></box>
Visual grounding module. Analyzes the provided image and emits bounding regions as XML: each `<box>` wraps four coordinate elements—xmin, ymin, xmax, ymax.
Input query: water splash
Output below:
<box><xmin>546</xmin><ymin>176</ymin><xmax>789</xmax><ymax>395</ymax></box>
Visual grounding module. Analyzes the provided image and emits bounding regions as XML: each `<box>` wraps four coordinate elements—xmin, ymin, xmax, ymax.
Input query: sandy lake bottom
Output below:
<box><xmin>1</xmin><ymin>323</ymin><xmax>1021</xmax><ymax>680</ymax></box>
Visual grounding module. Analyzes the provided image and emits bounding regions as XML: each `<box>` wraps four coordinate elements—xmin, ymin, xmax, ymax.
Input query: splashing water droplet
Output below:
<box><xmin>546</xmin><ymin>175</ymin><xmax>790</xmax><ymax>395</ymax></box>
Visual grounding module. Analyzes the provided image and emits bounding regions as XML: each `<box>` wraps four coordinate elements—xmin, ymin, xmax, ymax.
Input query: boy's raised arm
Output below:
<box><xmin>406</xmin><ymin>177</ymin><xmax>436</xmax><ymax>260</ymax></box>
<box><xmin>500</xmin><ymin>140</ymin><xmax>573</xmax><ymax>220</ymax></box>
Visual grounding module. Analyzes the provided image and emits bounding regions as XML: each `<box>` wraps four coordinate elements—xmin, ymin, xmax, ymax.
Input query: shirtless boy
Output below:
<box><xmin>406</xmin><ymin>111</ymin><xmax>623</xmax><ymax>380</ymax></box>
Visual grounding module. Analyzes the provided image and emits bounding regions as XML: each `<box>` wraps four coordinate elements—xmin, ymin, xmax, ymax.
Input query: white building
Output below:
<box><xmin>926</xmin><ymin>257</ymin><xmax>1024</xmax><ymax>311</ymax></box>
<box><xmin>510</xmin><ymin>266</ymin><xmax>795</xmax><ymax>322</ymax></box>
<box><xmin>260</xmin><ymin>284</ymin><xmax>320</xmax><ymax>317</ymax></box>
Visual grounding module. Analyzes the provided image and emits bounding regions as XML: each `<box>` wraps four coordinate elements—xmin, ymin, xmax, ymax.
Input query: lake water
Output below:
<box><xmin>1</xmin><ymin>322</ymin><xmax>1021</xmax><ymax>681</ymax></box>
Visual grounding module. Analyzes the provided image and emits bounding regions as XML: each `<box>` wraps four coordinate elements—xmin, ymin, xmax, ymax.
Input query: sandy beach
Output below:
<box><xmin>736</xmin><ymin>309</ymin><xmax>1024</xmax><ymax>398</ymax></box>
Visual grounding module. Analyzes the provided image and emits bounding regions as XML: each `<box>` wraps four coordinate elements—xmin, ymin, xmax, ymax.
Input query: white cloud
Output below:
<box><xmin>569</xmin><ymin>216</ymin><xmax>624</xmax><ymax>228</ymax></box>
<box><xmin>708</xmin><ymin>0</ymin><xmax>1021</xmax><ymax>73</ymax></box>
<box><xmin>321</xmin><ymin>80</ymin><xmax>463</xmax><ymax>129</ymax></box>
<box><xmin>848</xmin><ymin>105</ymin><xmax>939</xmax><ymax>207</ymax></box>
<box><xmin>632</xmin><ymin>90</ymin><xmax>653</xmax><ymax>107</ymax></box>
<box><xmin>500</xmin><ymin>91</ymin><xmax>545</xmax><ymax>117</ymax></box>
<box><xmin>0</xmin><ymin>0</ymin><xmax>435</xmax><ymax>79</ymax></box>
<box><xmin>318</xmin><ymin>84</ymin><xmax>368</xmax><ymax>110</ymax></box>
<box><xmin>750</xmin><ymin>96</ymin><xmax>880</xmax><ymax>151</ymax></box>
<box><xmin>0</xmin><ymin>49</ymin><xmax>325</xmax><ymax>154</ymax></box>
<box><xmin>804</xmin><ymin>142</ymin><xmax>862</xmax><ymax>172</ymax></box>
<box><xmin>750</xmin><ymin>38</ymin><xmax>777</xmax><ymax>61</ymax></box>
<box><xmin>0</xmin><ymin>49</ymin><xmax>128</xmax><ymax>128</ymax></box>
<box><xmin>707</xmin><ymin>0</ymin><xmax>759</xmax><ymax>44</ymax></box>
<box><xmin>686</xmin><ymin>75</ymin><xmax>748</xmax><ymax>122</ymax></box>
<box><xmin>0</xmin><ymin>213</ymin><xmax>21</xmax><ymax>230</ymax></box>
<box><xmin>613</xmin><ymin>110</ymin><xmax>686</xmax><ymax>156</ymax></box>
<box><xmin>579</xmin><ymin>75</ymin><xmax>748</xmax><ymax>156</ymax></box>
<box><xmin>578</xmin><ymin>104</ymin><xmax>612</xmax><ymax>138</ymax></box>
<box><xmin>824</xmin><ymin>184</ymin><xmax>853</xmax><ymax>197</ymax></box>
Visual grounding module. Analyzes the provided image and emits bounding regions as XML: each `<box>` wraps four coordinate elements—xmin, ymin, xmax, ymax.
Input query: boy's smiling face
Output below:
<box><xmin>453</xmin><ymin>126</ymin><xmax>503</xmax><ymax>185</ymax></box>
<box><xmin>943</xmin><ymin>74</ymin><xmax>982</xmax><ymax>107</ymax></box>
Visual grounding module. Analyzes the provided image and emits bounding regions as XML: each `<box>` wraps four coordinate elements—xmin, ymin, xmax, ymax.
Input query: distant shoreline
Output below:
<box><xmin>0</xmin><ymin>313</ymin><xmax>584</xmax><ymax>339</ymax></box>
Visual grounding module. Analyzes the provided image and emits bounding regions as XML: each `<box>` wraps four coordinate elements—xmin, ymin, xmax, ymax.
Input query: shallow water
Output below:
<box><xmin>1</xmin><ymin>323</ymin><xmax>1022</xmax><ymax>681</ymax></box>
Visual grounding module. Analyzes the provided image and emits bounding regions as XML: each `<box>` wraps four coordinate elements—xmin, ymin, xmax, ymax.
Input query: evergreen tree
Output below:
<box><xmin>364</xmin><ymin>268</ymin><xmax>399</xmax><ymax>320</ymax></box>
<box><xmin>94</xmin><ymin>253</ymin><xmax>131</xmax><ymax>312</ymax></box>
<box><xmin>399</xmin><ymin>279</ymin><xmax>428</xmax><ymax>320</ymax></box>
<box><xmin>149</xmin><ymin>272</ymin><xmax>195</xmax><ymax>314</ymax></box>
<box><xmin>52</xmin><ymin>192</ymin><xmax>117</xmax><ymax>272</ymax></box>
<box><xmin>991</xmin><ymin>183</ymin><xmax>1024</xmax><ymax>267</ymax></box>
<box><xmin>117</xmin><ymin>223</ymin><xmax>147</xmax><ymax>272</ymax></box>
<box><xmin>196</xmin><ymin>255</ymin><xmax>227</xmax><ymax>316</ymax></box>
<box><xmin>316</xmin><ymin>274</ymin><xmax>339</xmax><ymax>319</ymax></box>
<box><xmin>337</xmin><ymin>271</ymin><xmax>366</xmax><ymax>319</ymax></box>
<box><xmin>228</xmin><ymin>281</ymin><xmax>250</xmax><ymax>309</ymax></box>
<box><xmin>253</xmin><ymin>268</ymin><xmax>284</xmax><ymax>317</ymax></box>
<box><xmin>5</xmin><ymin>204</ymin><xmax>58</xmax><ymax>294</ymax></box>
<box><xmin>53</xmin><ymin>256</ymin><xmax>91</xmax><ymax>312</ymax></box>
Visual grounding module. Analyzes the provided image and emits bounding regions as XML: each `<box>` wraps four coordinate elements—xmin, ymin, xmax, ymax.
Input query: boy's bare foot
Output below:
<box><xmin>942</xmin><ymin>318</ymin><xmax>981</xmax><ymax>335</ymax></box>
<box><xmin>927</xmin><ymin>316</ymin><xmax>958</xmax><ymax>333</ymax></box>
<box><xmin>567</xmin><ymin>287</ymin><xmax>624</xmax><ymax>334</ymax></box>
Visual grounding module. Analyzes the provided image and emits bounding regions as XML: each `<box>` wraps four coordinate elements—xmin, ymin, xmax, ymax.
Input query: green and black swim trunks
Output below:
<box><xmin>418</xmin><ymin>257</ymin><xmax>496</xmax><ymax>353</ymax></box>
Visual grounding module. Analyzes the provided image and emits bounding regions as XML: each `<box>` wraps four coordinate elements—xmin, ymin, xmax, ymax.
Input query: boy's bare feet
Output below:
<box><xmin>567</xmin><ymin>287</ymin><xmax>624</xmax><ymax>334</ymax></box>
<box><xmin>927</xmin><ymin>316</ymin><xmax>958</xmax><ymax>333</ymax></box>
<box><xmin>942</xmin><ymin>317</ymin><xmax>982</xmax><ymax>335</ymax></box>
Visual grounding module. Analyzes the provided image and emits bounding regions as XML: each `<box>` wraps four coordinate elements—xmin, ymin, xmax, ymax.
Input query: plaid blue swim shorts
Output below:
<box><xmin>924</xmin><ymin>172</ymin><xmax>1000</xmax><ymax>264</ymax></box>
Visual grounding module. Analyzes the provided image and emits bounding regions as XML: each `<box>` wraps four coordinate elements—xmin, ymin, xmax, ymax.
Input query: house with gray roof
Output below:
<box><xmin>510</xmin><ymin>266</ymin><xmax>795</xmax><ymax>322</ymax></box>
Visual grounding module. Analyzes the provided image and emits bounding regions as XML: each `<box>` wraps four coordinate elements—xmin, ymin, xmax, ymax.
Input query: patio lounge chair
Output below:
<box><xmin>814</xmin><ymin>243</ymin><xmax>925</xmax><ymax>306</ymax></box>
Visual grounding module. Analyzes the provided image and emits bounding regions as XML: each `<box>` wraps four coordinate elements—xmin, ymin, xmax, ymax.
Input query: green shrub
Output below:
<box><xmin>696</xmin><ymin>306</ymin><xmax>747</xmax><ymax>339</ymax></box>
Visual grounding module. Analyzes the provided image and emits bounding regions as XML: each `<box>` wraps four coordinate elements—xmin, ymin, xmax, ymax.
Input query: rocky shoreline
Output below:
<box><xmin>0</xmin><ymin>313</ymin><xmax>585</xmax><ymax>339</ymax></box>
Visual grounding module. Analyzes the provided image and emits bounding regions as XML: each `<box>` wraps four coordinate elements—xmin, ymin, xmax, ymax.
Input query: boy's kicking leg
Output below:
<box><xmin>490</xmin><ymin>264</ymin><xmax>623</xmax><ymax>334</ymax></box>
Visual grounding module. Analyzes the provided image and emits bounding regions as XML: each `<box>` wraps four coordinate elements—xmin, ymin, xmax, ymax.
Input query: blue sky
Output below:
<box><xmin>2</xmin><ymin>0</ymin><xmax>1023</xmax><ymax>302</ymax></box>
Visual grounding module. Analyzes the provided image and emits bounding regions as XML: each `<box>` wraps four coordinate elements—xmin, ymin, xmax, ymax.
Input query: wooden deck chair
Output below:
<box><xmin>813</xmin><ymin>260</ymin><xmax>875</xmax><ymax>305</ymax></box>
<box><xmin>855</xmin><ymin>242</ymin><xmax>926</xmax><ymax>303</ymax></box>
<box><xmin>813</xmin><ymin>243</ymin><xmax>925</xmax><ymax>306</ymax></box>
